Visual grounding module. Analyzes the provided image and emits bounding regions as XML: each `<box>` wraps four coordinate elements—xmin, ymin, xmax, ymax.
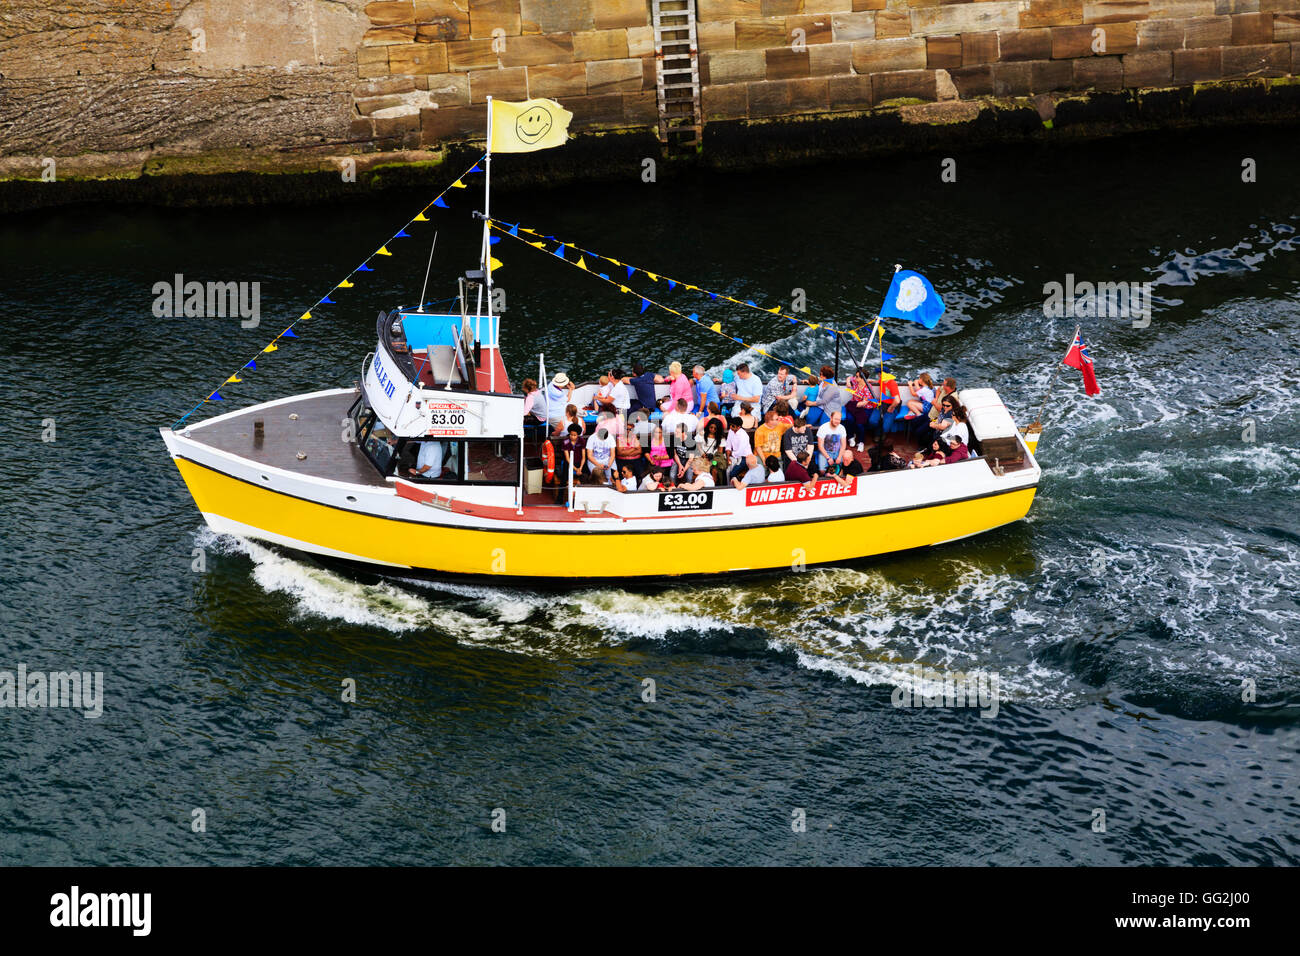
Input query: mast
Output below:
<box><xmin>481</xmin><ymin>95</ymin><xmax>496</xmax><ymax>393</ymax></box>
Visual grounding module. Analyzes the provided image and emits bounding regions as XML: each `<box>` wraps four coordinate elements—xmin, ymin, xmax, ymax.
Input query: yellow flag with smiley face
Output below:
<box><xmin>488</xmin><ymin>98</ymin><xmax>573</xmax><ymax>153</ymax></box>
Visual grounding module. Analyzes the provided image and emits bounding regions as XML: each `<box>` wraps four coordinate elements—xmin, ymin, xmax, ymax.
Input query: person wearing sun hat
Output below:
<box><xmin>544</xmin><ymin>371</ymin><xmax>574</xmax><ymax>428</ymax></box>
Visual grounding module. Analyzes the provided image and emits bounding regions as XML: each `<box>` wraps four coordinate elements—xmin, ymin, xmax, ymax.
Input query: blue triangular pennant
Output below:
<box><xmin>598</xmin><ymin>273</ymin><xmax>609</xmax><ymax>280</ymax></box>
<box><xmin>322</xmin><ymin>296</ymin><xmax>336</xmax><ymax>304</ymax></box>
<box><xmin>667</xmin><ymin>279</ymin><xmax>676</xmax><ymax>290</ymax></box>
<box><xmin>490</xmin><ymin>236</ymin><xmax>500</xmax><ymax>244</ymax></box>
<box><xmin>708</xmin><ymin>292</ymin><xmax>718</xmax><ymax>301</ymax></box>
<box><xmin>208</xmin><ymin>391</ymin><xmax>223</xmax><ymax>401</ymax></box>
<box><xmin>688</xmin><ymin>313</ymin><xmax>699</xmax><ymax>322</ymax></box>
<box><xmin>433</xmin><ymin>197</ymin><xmax>449</xmax><ymax>208</ymax></box>
<box><xmin>244</xmin><ymin>360</ymin><xmax>257</xmax><ymax>370</ymax></box>
<box><xmin>508</xmin><ymin>223</ymin><xmax>519</xmax><ymax>236</ymax></box>
<box><xmin>358</xmin><ymin>263</ymin><xmax>373</xmax><ymax>272</ymax></box>
<box><xmin>639</xmin><ymin>297</ymin><xmax>649</xmax><ymax>314</ymax></box>
<box><xmin>469</xmin><ymin>164</ymin><xmax>483</xmax><ymax>173</ymax></box>
<box><xmin>745</xmin><ymin>299</ymin><xmax>756</xmax><ymax>307</ymax></box>
<box><xmin>283</xmin><ymin>328</ymin><xmax>298</xmax><ymax>338</ymax></box>
<box><xmin>626</xmin><ymin>265</ymin><xmax>635</xmax><ymax>278</ymax></box>
<box><xmin>882</xmin><ymin>352</ymin><xmax>895</xmax><ymax>362</ymax></box>
<box><xmin>555</xmin><ymin>244</ymin><xmax>566</xmax><ymax>259</ymax></box>
<box><xmin>788</xmin><ymin>317</ymin><xmax>797</xmax><ymax>324</ymax></box>
<box><xmin>395</xmin><ymin>229</ymin><xmax>410</xmax><ymax>238</ymax></box>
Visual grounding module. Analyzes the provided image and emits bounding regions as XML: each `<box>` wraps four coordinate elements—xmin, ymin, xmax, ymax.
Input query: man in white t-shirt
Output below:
<box><xmin>816</xmin><ymin>411</ymin><xmax>848</xmax><ymax>473</ymax></box>
<box><xmin>409</xmin><ymin>440</ymin><xmax>446</xmax><ymax>480</ymax></box>
<box><xmin>661</xmin><ymin>398</ymin><xmax>700</xmax><ymax>439</ymax></box>
<box><xmin>585</xmin><ymin>427</ymin><xmax>615</xmax><ymax>485</ymax></box>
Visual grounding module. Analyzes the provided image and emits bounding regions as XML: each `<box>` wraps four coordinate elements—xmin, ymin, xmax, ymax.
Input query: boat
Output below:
<box><xmin>161</xmin><ymin>98</ymin><xmax>1042</xmax><ymax>583</ymax></box>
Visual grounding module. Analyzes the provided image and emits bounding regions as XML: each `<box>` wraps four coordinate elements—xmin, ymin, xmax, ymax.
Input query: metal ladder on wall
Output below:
<box><xmin>651</xmin><ymin>0</ymin><xmax>702</xmax><ymax>152</ymax></box>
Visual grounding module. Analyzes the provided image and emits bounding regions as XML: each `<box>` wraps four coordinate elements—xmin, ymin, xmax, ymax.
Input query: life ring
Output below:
<box><xmin>542</xmin><ymin>440</ymin><xmax>556</xmax><ymax>483</ymax></box>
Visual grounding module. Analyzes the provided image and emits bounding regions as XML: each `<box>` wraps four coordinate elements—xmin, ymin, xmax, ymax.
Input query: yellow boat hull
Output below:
<box><xmin>176</xmin><ymin>458</ymin><xmax>1037</xmax><ymax>580</ymax></box>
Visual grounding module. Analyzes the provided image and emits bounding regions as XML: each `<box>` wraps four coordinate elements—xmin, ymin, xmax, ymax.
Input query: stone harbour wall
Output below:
<box><xmin>2</xmin><ymin>0</ymin><xmax>1299</xmax><ymax>200</ymax></box>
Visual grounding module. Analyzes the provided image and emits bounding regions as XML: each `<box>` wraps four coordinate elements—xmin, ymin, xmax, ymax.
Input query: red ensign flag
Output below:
<box><xmin>1063</xmin><ymin>330</ymin><xmax>1100</xmax><ymax>396</ymax></box>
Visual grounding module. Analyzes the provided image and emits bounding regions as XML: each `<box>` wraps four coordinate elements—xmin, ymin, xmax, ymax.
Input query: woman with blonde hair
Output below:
<box><xmin>661</xmin><ymin>360</ymin><xmax>694</xmax><ymax>414</ymax></box>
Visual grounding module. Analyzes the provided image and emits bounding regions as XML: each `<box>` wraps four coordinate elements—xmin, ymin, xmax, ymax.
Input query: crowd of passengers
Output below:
<box><xmin>518</xmin><ymin>360</ymin><xmax>975</xmax><ymax>495</ymax></box>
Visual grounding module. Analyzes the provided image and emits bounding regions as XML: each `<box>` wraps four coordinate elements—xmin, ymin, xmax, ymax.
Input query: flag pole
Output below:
<box><xmin>482</xmin><ymin>95</ymin><xmax>496</xmax><ymax>392</ymax></box>
<box><xmin>1031</xmin><ymin>324</ymin><xmax>1076</xmax><ymax>429</ymax></box>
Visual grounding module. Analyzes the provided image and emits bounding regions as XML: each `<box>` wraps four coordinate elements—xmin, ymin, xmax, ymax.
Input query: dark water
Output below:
<box><xmin>2</xmin><ymin>127</ymin><xmax>1298</xmax><ymax>865</ymax></box>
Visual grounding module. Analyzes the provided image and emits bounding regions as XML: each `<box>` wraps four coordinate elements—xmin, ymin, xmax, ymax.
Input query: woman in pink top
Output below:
<box><xmin>645</xmin><ymin>425</ymin><xmax>674</xmax><ymax>472</ymax></box>
<box><xmin>660</xmin><ymin>360</ymin><xmax>694</xmax><ymax>413</ymax></box>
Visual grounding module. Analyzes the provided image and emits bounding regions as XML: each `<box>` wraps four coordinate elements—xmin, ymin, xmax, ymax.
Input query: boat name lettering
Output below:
<box><xmin>746</xmin><ymin>478</ymin><xmax>856</xmax><ymax>506</ymax></box>
<box><xmin>372</xmin><ymin>352</ymin><xmax>397</xmax><ymax>400</ymax></box>
<box><xmin>658</xmin><ymin>490</ymin><xmax>713</xmax><ymax>513</ymax></box>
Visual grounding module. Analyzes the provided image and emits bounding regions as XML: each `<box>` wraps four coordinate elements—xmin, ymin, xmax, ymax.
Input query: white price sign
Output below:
<box><xmin>427</xmin><ymin>401</ymin><xmax>470</xmax><ymax>436</ymax></box>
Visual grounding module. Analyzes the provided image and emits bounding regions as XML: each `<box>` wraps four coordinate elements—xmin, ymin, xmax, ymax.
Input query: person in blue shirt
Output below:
<box><xmin>692</xmin><ymin>364</ymin><xmax>719</xmax><ymax>416</ymax></box>
<box><xmin>626</xmin><ymin>363</ymin><xmax>662</xmax><ymax>413</ymax></box>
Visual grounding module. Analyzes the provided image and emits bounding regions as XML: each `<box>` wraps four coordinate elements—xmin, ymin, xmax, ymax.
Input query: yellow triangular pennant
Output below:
<box><xmin>608</xmin><ymin>258</ymin><xmax>623</xmax><ymax>267</ymax></box>
<box><xmin>646</xmin><ymin>272</ymin><xmax>659</xmax><ymax>282</ymax></box>
<box><xmin>618</xmin><ymin>285</ymin><xmax>631</xmax><ymax>293</ymax></box>
<box><xmin>299</xmin><ymin>311</ymin><xmax>311</xmax><ymax>321</ymax></box>
<box><xmin>756</xmin><ymin>349</ymin><xmax>769</xmax><ymax>357</ymax></box>
<box><xmin>709</xmin><ymin>322</ymin><xmax>722</xmax><ymax>332</ymax></box>
<box><xmin>224</xmin><ymin>375</ymin><xmax>242</xmax><ymax>384</ymax></box>
<box><xmin>376</xmin><ymin>245</ymin><xmax>392</xmax><ymax>256</ymax></box>
<box><xmin>414</xmin><ymin>212</ymin><xmax>429</xmax><ymax>222</ymax></box>
<box><xmin>263</xmin><ymin>343</ymin><xmax>278</xmax><ymax>354</ymax></box>
<box><xmin>808</xmin><ymin>323</ymin><xmax>820</xmax><ymax>330</ymax></box>
<box><xmin>767</xmin><ymin>306</ymin><xmax>781</xmax><ymax>314</ymax></box>
<box><xmin>451</xmin><ymin>179</ymin><xmax>467</xmax><ymax>188</ymax></box>
<box><xmin>489</xmin><ymin>256</ymin><xmax>503</xmax><ymax>271</ymax></box>
<box><xmin>684</xmin><ymin>284</ymin><xmax>698</xmax><ymax>291</ymax></box>
<box><xmin>338</xmin><ymin>279</ymin><xmax>354</xmax><ymax>288</ymax></box>
<box><xmin>520</xmin><ymin>227</ymin><xmax>537</xmax><ymax>235</ymax></box>
<box><xmin>848</xmin><ymin>329</ymin><xmax>860</xmax><ymax>341</ymax></box>
<box><xmin>800</xmin><ymin>366</ymin><xmax>812</xmax><ymax>375</ymax></box>
<box><xmin>576</xmin><ymin>256</ymin><xmax>588</xmax><ymax>271</ymax></box>
<box><xmin>529</xmin><ymin>241</ymin><xmax>546</xmax><ymax>248</ymax></box>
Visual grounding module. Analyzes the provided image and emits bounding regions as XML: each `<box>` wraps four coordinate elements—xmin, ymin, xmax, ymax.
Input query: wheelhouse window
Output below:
<box><xmin>400</xmin><ymin>437</ymin><xmax>520</xmax><ymax>485</ymax></box>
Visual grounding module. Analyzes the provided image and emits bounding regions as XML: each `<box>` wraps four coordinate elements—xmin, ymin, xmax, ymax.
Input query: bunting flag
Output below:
<box><xmin>484</xmin><ymin>218</ymin><xmax>876</xmax><ymax>340</ymax></box>
<box><xmin>489</xmin><ymin>218</ymin><xmax>831</xmax><ymax>380</ymax></box>
<box><xmin>172</xmin><ymin>153</ymin><xmax>487</xmax><ymax>431</ymax></box>
<box><xmin>489</xmin><ymin>257</ymin><xmax>503</xmax><ymax>271</ymax></box>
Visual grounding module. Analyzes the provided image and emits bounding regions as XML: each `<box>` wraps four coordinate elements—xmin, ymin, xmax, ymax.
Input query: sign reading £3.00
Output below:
<box><xmin>745</xmin><ymin>478</ymin><xmax>856</xmax><ymax>506</ymax></box>
<box><xmin>426</xmin><ymin>401</ymin><xmax>471</xmax><ymax>437</ymax></box>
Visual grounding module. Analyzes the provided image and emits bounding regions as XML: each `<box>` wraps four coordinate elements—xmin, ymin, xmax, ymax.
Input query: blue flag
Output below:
<box><xmin>880</xmin><ymin>269</ymin><xmax>944</xmax><ymax>329</ymax></box>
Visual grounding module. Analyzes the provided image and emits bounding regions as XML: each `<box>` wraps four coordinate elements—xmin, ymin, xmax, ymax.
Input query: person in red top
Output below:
<box><xmin>866</xmin><ymin>373</ymin><xmax>902</xmax><ymax>439</ymax></box>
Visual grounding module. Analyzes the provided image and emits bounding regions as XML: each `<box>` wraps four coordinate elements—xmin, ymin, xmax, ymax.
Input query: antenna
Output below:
<box><xmin>416</xmin><ymin>231</ymin><xmax>439</xmax><ymax>313</ymax></box>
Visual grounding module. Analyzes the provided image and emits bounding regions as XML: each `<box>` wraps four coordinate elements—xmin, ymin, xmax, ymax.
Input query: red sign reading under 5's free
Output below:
<box><xmin>745</xmin><ymin>478</ymin><xmax>856</xmax><ymax>506</ymax></box>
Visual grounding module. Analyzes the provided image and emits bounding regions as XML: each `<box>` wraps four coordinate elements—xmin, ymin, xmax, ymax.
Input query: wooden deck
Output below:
<box><xmin>187</xmin><ymin>390</ymin><xmax>390</xmax><ymax>487</ymax></box>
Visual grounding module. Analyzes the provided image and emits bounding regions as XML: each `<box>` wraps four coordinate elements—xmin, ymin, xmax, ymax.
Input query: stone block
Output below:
<box><xmin>595</xmin><ymin>0</ymin><xmax>648</xmax><ymax>29</ymax></box>
<box><xmin>1172</xmin><ymin>45</ymin><xmax>1223</xmax><ymax>79</ymax></box>
<box><xmin>447</xmin><ymin>38</ymin><xmax>500</xmax><ymax>70</ymax></box>
<box><xmin>1083</xmin><ymin>2</ymin><xmax>1151</xmax><ymax>23</ymax></box>
<box><xmin>586</xmin><ymin>57</ymin><xmax>644</xmax><ymax>94</ymax></box>
<box><xmin>519</xmin><ymin>0</ymin><xmax>594</xmax><ymax>33</ymax></box>
<box><xmin>700</xmin><ymin>21</ymin><xmax>739</xmax><ymax>51</ymax></box>
<box><xmin>1001</xmin><ymin>28</ymin><xmax>1053</xmax><ymax>60</ymax></box>
<box><xmin>358</xmin><ymin>46</ymin><xmax>391</xmax><ymax>77</ymax></box>
<box><xmin>810</xmin><ymin>42</ymin><xmax>855</xmax><ymax>73</ymax></box>
<box><xmin>421</xmin><ymin>103</ymin><xmax>488</xmax><ymax>142</ymax></box>
<box><xmin>498</xmin><ymin>33</ymin><xmax>574</xmax><ymax>67</ymax></box>
<box><xmin>1221</xmin><ymin>40</ymin><xmax>1290</xmax><ymax>71</ymax></box>
<box><xmin>851</xmin><ymin>37</ymin><xmax>928</xmax><ymax>72</ymax></box>
<box><xmin>786</xmin><ymin>14</ymin><xmax>836</xmax><ymax>43</ymax></box>
<box><xmin>875</xmin><ymin>11</ymin><xmax>913</xmax><ymax>38</ymax></box>
<box><xmin>927</xmin><ymin>35</ymin><xmax>963</xmax><ymax>68</ymax></box>
<box><xmin>573</xmin><ymin>29</ymin><xmax>628</xmax><ymax>61</ymax></box>
<box><xmin>962</xmin><ymin>31</ymin><xmax>1000</xmax><ymax>65</ymax></box>
<box><xmin>1123</xmin><ymin>49</ymin><xmax>1174</xmax><ymax>84</ymax></box>
<box><xmin>702</xmin><ymin>81</ymin><xmax>751</xmax><ymax>118</ymax></box>
<box><xmin>1031</xmin><ymin>57</ymin><xmax>1074</xmax><ymax>89</ymax></box>
<box><xmin>992</xmin><ymin>59</ymin><xmax>1032</xmax><ymax>93</ymax></box>
<box><xmin>698</xmin><ymin>0</ymin><xmax>763</xmax><ymax>20</ymax></box>
<box><xmin>1275</xmin><ymin>14</ymin><xmax>1300</xmax><ymax>42</ymax></box>
<box><xmin>736</xmin><ymin>18</ymin><xmax>791</xmax><ymax>48</ymax></box>
<box><xmin>1137</xmin><ymin>19</ymin><xmax>1186</xmax><ymax>49</ymax></box>
<box><xmin>366</xmin><ymin>1</ymin><xmax>417</xmax><ymax>27</ymax></box>
<box><xmin>468</xmin><ymin>65</ymin><xmax>528</xmax><ymax>101</ymax></box>
<box><xmin>566</xmin><ymin>92</ymin><xmax>627</xmax><ymax>126</ymax></box>
<box><xmin>707</xmin><ymin>48</ymin><xmax>769</xmax><ymax>82</ymax></box>
<box><xmin>828</xmin><ymin>71</ymin><xmax>877</xmax><ymax>105</ymax></box>
<box><xmin>1230</xmin><ymin>11</ymin><xmax>1274</xmax><ymax>42</ymax></box>
<box><xmin>469</xmin><ymin>0</ymin><xmax>522</xmax><ymax>38</ymax></box>
<box><xmin>1020</xmin><ymin>0</ymin><xmax>1084</xmax><ymax>28</ymax></box>
<box><xmin>426</xmin><ymin>72</ymin><xmax>471</xmax><ymax>105</ymax></box>
<box><xmin>628</xmin><ymin>26</ymin><xmax>654</xmax><ymax>56</ymax></box>
<box><xmin>1184</xmin><ymin>15</ymin><xmax>1233</xmax><ymax>46</ymax></box>
<box><xmin>873</xmin><ymin>68</ymin><xmax>939</xmax><ymax>101</ymax></box>
<box><xmin>910</xmin><ymin>2</ymin><xmax>1021</xmax><ymax>36</ymax></box>
<box><xmin>415</xmin><ymin>2</ymin><xmax>471</xmax><ymax>42</ymax></box>
<box><xmin>831</xmin><ymin>11</ymin><xmax>877</xmax><ymax>40</ymax></box>
<box><xmin>948</xmin><ymin>63</ymin><xmax>995</xmax><ymax>96</ymax></box>
<box><xmin>391</xmin><ymin>43</ymin><xmax>450</xmax><ymax>75</ymax></box>
<box><xmin>623</xmin><ymin>90</ymin><xmax>658</xmax><ymax>124</ymax></box>
<box><xmin>1073</xmin><ymin>54</ymin><xmax>1125</xmax><ymax>88</ymax></box>
<box><xmin>767</xmin><ymin>47</ymin><xmax>813</xmax><ymax>77</ymax></box>
<box><xmin>528</xmin><ymin>62</ymin><xmax>588</xmax><ymax>96</ymax></box>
